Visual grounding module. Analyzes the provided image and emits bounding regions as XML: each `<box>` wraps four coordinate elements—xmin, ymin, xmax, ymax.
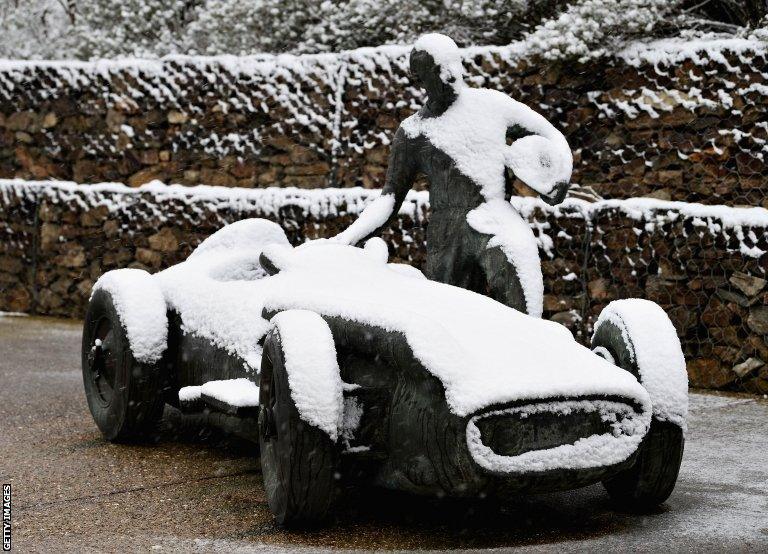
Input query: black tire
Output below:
<box><xmin>81</xmin><ymin>288</ymin><xmax>166</xmax><ymax>442</ymax></box>
<box><xmin>591</xmin><ymin>319</ymin><xmax>639</xmax><ymax>379</ymax></box>
<box><xmin>258</xmin><ymin>328</ymin><xmax>339</xmax><ymax>527</ymax></box>
<box><xmin>592</xmin><ymin>320</ymin><xmax>685</xmax><ymax>510</ymax></box>
<box><xmin>603</xmin><ymin>419</ymin><xmax>684</xmax><ymax>510</ymax></box>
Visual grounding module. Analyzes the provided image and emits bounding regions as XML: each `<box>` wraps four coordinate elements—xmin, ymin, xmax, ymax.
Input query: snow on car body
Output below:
<box><xmin>82</xmin><ymin>218</ymin><xmax>687</xmax><ymax>526</ymax></box>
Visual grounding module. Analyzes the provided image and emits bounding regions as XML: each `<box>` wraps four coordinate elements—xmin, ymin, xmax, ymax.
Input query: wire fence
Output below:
<box><xmin>1</xmin><ymin>180</ymin><xmax>766</xmax><ymax>393</ymax></box>
<box><xmin>1</xmin><ymin>39</ymin><xmax>766</xmax><ymax>204</ymax></box>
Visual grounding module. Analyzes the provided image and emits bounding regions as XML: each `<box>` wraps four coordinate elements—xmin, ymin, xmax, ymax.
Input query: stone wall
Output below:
<box><xmin>1</xmin><ymin>39</ymin><xmax>766</xmax><ymax>205</ymax></box>
<box><xmin>2</xmin><ymin>179</ymin><xmax>767</xmax><ymax>394</ymax></box>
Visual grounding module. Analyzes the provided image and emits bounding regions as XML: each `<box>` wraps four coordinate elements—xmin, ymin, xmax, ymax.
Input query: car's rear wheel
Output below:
<box><xmin>592</xmin><ymin>316</ymin><xmax>684</xmax><ymax>510</ymax></box>
<box><xmin>259</xmin><ymin>327</ymin><xmax>339</xmax><ymax>527</ymax></box>
<box><xmin>81</xmin><ymin>289</ymin><xmax>166</xmax><ymax>442</ymax></box>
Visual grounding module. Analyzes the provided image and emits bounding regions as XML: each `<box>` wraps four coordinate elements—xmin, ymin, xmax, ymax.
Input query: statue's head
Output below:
<box><xmin>410</xmin><ymin>34</ymin><xmax>464</xmax><ymax>103</ymax></box>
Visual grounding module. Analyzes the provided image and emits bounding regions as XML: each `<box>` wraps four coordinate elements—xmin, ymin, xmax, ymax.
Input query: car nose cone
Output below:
<box><xmin>475</xmin><ymin>404</ymin><xmax>615</xmax><ymax>457</ymax></box>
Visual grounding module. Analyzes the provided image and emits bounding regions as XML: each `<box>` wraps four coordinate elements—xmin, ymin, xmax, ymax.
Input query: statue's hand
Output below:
<box><xmin>294</xmin><ymin>237</ymin><xmax>337</xmax><ymax>253</ymax></box>
<box><xmin>541</xmin><ymin>181</ymin><xmax>569</xmax><ymax>206</ymax></box>
<box><xmin>328</xmin><ymin>232</ymin><xmax>352</xmax><ymax>246</ymax></box>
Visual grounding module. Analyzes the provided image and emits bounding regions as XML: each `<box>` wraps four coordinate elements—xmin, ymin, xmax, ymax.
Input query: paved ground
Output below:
<box><xmin>1</xmin><ymin>314</ymin><xmax>767</xmax><ymax>553</ymax></box>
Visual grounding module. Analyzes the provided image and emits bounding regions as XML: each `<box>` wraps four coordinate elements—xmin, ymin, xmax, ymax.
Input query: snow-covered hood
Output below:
<box><xmin>153</xmin><ymin>221</ymin><xmax>649</xmax><ymax>419</ymax></box>
<box><xmin>260</xmin><ymin>241</ymin><xmax>651</xmax><ymax>418</ymax></box>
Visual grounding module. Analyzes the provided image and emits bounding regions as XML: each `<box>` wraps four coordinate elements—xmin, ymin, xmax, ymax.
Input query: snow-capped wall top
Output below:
<box><xmin>413</xmin><ymin>33</ymin><xmax>465</xmax><ymax>83</ymax></box>
<box><xmin>512</xmin><ymin>196</ymin><xmax>768</xmax><ymax>234</ymax></box>
<box><xmin>4</xmin><ymin>178</ymin><xmax>768</xmax><ymax>236</ymax></box>
<box><xmin>1</xmin><ymin>35</ymin><xmax>764</xmax><ymax>204</ymax></box>
<box><xmin>2</xmin><ymin>178</ymin><xmax>766</xmax><ymax>262</ymax></box>
<box><xmin>0</xmin><ymin>178</ymin><xmax>430</xmax><ymax>223</ymax></box>
<box><xmin>0</xmin><ymin>33</ymin><xmax>761</xmax><ymax>73</ymax></box>
<box><xmin>618</xmin><ymin>36</ymin><xmax>768</xmax><ymax>67</ymax></box>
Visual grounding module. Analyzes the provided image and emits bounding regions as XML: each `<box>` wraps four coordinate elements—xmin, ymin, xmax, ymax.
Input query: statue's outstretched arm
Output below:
<box><xmin>335</xmin><ymin>127</ymin><xmax>417</xmax><ymax>245</ymax></box>
<box><xmin>502</xmin><ymin>99</ymin><xmax>572</xmax><ymax>205</ymax></box>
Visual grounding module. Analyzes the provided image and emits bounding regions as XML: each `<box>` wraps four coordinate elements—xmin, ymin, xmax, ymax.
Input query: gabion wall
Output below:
<box><xmin>1</xmin><ymin>180</ymin><xmax>766</xmax><ymax>394</ymax></box>
<box><xmin>0</xmin><ymin>39</ymin><xmax>766</xmax><ymax>205</ymax></box>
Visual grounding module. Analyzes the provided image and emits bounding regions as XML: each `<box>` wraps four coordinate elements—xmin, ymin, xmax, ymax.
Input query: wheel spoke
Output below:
<box><xmin>269</xmin><ymin>372</ymin><xmax>282</xmax><ymax>437</ymax></box>
<box><xmin>92</xmin><ymin>325</ymin><xmax>118</xmax><ymax>400</ymax></box>
<box><xmin>100</xmin><ymin>329</ymin><xmax>117</xmax><ymax>354</ymax></box>
<box><xmin>260</xmin><ymin>370</ymin><xmax>278</xmax><ymax>441</ymax></box>
<box><xmin>101</xmin><ymin>355</ymin><xmax>117</xmax><ymax>389</ymax></box>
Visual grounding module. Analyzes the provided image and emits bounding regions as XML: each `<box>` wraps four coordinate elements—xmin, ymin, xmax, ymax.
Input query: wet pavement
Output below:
<box><xmin>1</xmin><ymin>314</ymin><xmax>767</xmax><ymax>552</ymax></box>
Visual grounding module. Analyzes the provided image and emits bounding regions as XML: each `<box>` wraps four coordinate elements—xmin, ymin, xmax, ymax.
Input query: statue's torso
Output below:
<box><xmin>407</xmin><ymin>133</ymin><xmax>489</xmax><ymax>214</ymax></box>
<box><xmin>400</xmin><ymin>87</ymin><xmax>516</xmax><ymax>208</ymax></box>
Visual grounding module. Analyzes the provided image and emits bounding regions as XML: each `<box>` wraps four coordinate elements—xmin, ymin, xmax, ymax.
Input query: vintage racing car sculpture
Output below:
<box><xmin>82</xmin><ymin>218</ymin><xmax>688</xmax><ymax>526</ymax></box>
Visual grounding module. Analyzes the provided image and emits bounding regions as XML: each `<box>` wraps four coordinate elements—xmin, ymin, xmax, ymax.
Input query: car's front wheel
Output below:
<box><xmin>259</xmin><ymin>325</ymin><xmax>339</xmax><ymax>527</ymax></box>
<box><xmin>591</xmin><ymin>299</ymin><xmax>686</xmax><ymax>510</ymax></box>
<box><xmin>602</xmin><ymin>418</ymin><xmax>684</xmax><ymax>510</ymax></box>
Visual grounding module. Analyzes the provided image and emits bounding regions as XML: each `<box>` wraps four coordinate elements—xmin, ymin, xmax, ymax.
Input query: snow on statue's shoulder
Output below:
<box><xmin>401</xmin><ymin>86</ymin><xmax>571</xmax><ymax>202</ymax></box>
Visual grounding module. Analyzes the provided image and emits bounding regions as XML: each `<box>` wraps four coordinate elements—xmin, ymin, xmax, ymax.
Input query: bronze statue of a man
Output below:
<box><xmin>335</xmin><ymin>34</ymin><xmax>572</xmax><ymax>317</ymax></box>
